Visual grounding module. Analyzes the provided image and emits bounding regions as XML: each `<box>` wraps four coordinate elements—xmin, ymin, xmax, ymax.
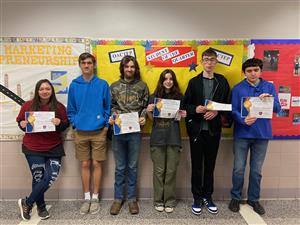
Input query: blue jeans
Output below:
<box><xmin>25</xmin><ymin>155</ymin><xmax>61</xmax><ymax>207</ymax></box>
<box><xmin>231</xmin><ymin>138</ymin><xmax>268</xmax><ymax>201</ymax></box>
<box><xmin>112</xmin><ymin>133</ymin><xmax>141</xmax><ymax>201</ymax></box>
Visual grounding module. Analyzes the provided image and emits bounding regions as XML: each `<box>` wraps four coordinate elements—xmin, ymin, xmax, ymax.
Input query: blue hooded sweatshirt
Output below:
<box><xmin>67</xmin><ymin>75</ymin><xmax>110</xmax><ymax>131</ymax></box>
<box><xmin>231</xmin><ymin>78</ymin><xmax>281</xmax><ymax>139</ymax></box>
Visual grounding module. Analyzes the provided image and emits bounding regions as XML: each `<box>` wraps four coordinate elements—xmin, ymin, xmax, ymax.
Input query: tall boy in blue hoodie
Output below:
<box><xmin>228</xmin><ymin>58</ymin><xmax>280</xmax><ymax>215</ymax></box>
<box><xmin>67</xmin><ymin>53</ymin><xmax>110</xmax><ymax>215</ymax></box>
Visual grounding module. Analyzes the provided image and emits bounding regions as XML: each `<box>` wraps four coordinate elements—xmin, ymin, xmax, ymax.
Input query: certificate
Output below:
<box><xmin>205</xmin><ymin>99</ymin><xmax>232</xmax><ymax>111</ymax></box>
<box><xmin>241</xmin><ymin>97</ymin><xmax>274</xmax><ymax>119</ymax></box>
<box><xmin>153</xmin><ymin>98</ymin><xmax>180</xmax><ymax>118</ymax></box>
<box><xmin>113</xmin><ymin>112</ymin><xmax>140</xmax><ymax>135</ymax></box>
<box><xmin>25</xmin><ymin>111</ymin><xmax>55</xmax><ymax>133</ymax></box>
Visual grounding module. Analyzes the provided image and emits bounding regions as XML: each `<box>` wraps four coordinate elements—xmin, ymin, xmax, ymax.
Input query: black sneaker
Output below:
<box><xmin>203</xmin><ymin>198</ymin><xmax>218</xmax><ymax>214</ymax></box>
<box><xmin>37</xmin><ymin>204</ymin><xmax>50</xmax><ymax>220</ymax></box>
<box><xmin>247</xmin><ymin>200</ymin><xmax>265</xmax><ymax>215</ymax></box>
<box><xmin>18</xmin><ymin>198</ymin><xmax>32</xmax><ymax>221</ymax></box>
<box><xmin>228</xmin><ymin>199</ymin><xmax>240</xmax><ymax>212</ymax></box>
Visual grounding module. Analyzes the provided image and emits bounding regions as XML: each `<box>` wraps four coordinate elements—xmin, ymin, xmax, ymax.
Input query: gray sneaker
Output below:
<box><xmin>80</xmin><ymin>200</ymin><xmax>91</xmax><ymax>215</ymax></box>
<box><xmin>89</xmin><ymin>199</ymin><xmax>100</xmax><ymax>214</ymax></box>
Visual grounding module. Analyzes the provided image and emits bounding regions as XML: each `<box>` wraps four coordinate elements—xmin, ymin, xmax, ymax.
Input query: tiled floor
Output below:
<box><xmin>0</xmin><ymin>200</ymin><xmax>299</xmax><ymax>225</ymax></box>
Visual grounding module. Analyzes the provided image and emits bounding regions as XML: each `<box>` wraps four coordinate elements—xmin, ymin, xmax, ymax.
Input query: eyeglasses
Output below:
<box><xmin>202</xmin><ymin>57</ymin><xmax>218</xmax><ymax>63</ymax></box>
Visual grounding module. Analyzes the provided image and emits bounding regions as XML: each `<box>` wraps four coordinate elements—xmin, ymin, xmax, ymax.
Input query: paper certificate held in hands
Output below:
<box><xmin>241</xmin><ymin>96</ymin><xmax>274</xmax><ymax>119</ymax></box>
<box><xmin>204</xmin><ymin>99</ymin><xmax>232</xmax><ymax>111</ymax></box>
<box><xmin>25</xmin><ymin>111</ymin><xmax>55</xmax><ymax>133</ymax></box>
<box><xmin>113</xmin><ymin>112</ymin><xmax>141</xmax><ymax>135</ymax></box>
<box><xmin>153</xmin><ymin>98</ymin><xmax>181</xmax><ymax>118</ymax></box>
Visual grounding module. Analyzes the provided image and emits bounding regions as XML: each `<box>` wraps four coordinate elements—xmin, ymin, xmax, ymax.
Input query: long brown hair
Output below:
<box><xmin>119</xmin><ymin>55</ymin><xmax>141</xmax><ymax>80</ymax></box>
<box><xmin>153</xmin><ymin>69</ymin><xmax>182</xmax><ymax>99</ymax></box>
<box><xmin>30</xmin><ymin>79</ymin><xmax>58</xmax><ymax>112</ymax></box>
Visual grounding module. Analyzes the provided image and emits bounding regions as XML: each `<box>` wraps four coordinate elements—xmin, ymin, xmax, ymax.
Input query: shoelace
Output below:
<box><xmin>23</xmin><ymin>204</ymin><xmax>32</xmax><ymax>213</ymax></box>
<box><xmin>203</xmin><ymin>199</ymin><xmax>215</xmax><ymax>207</ymax></box>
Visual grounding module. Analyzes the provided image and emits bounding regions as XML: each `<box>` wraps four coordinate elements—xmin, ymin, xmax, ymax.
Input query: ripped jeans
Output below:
<box><xmin>25</xmin><ymin>155</ymin><xmax>61</xmax><ymax>207</ymax></box>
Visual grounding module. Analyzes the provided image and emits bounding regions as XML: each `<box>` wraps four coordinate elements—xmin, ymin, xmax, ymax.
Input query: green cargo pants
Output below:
<box><xmin>150</xmin><ymin>145</ymin><xmax>181</xmax><ymax>207</ymax></box>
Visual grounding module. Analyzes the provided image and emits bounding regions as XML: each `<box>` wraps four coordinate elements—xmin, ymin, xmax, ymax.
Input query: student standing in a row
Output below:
<box><xmin>147</xmin><ymin>69</ymin><xmax>186</xmax><ymax>213</ymax></box>
<box><xmin>67</xmin><ymin>53</ymin><xmax>110</xmax><ymax>215</ymax></box>
<box><xmin>183</xmin><ymin>48</ymin><xmax>230</xmax><ymax>215</ymax></box>
<box><xmin>229</xmin><ymin>58</ymin><xmax>281</xmax><ymax>215</ymax></box>
<box><xmin>109</xmin><ymin>56</ymin><xmax>149</xmax><ymax>215</ymax></box>
<box><xmin>17</xmin><ymin>79</ymin><xmax>69</xmax><ymax>221</ymax></box>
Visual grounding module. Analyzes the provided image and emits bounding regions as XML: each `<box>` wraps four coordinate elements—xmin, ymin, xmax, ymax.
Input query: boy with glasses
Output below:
<box><xmin>183</xmin><ymin>48</ymin><xmax>230</xmax><ymax>215</ymax></box>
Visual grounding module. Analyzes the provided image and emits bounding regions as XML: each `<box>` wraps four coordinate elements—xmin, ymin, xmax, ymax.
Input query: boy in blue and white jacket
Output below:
<box><xmin>228</xmin><ymin>58</ymin><xmax>280</xmax><ymax>215</ymax></box>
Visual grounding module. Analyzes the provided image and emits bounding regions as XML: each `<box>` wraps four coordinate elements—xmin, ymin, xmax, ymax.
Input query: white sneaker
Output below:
<box><xmin>165</xmin><ymin>207</ymin><xmax>174</xmax><ymax>213</ymax></box>
<box><xmin>155</xmin><ymin>205</ymin><xmax>164</xmax><ymax>212</ymax></box>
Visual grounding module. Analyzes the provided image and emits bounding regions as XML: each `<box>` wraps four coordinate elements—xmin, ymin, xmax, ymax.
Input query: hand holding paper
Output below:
<box><xmin>51</xmin><ymin>118</ymin><xmax>61</xmax><ymax>126</ymax></box>
<box><xmin>139</xmin><ymin>117</ymin><xmax>146</xmax><ymax>125</ymax></box>
<box><xmin>20</xmin><ymin>120</ymin><xmax>28</xmax><ymax>129</ymax></box>
<box><xmin>147</xmin><ymin>104</ymin><xmax>155</xmax><ymax>112</ymax></box>
<box><xmin>259</xmin><ymin>93</ymin><xmax>272</xmax><ymax>99</ymax></box>
<box><xmin>196</xmin><ymin>105</ymin><xmax>207</xmax><ymax>113</ymax></box>
<box><xmin>244</xmin><ymin>115</ymin><xmax>257</xmax><ymax>126</ymax></box>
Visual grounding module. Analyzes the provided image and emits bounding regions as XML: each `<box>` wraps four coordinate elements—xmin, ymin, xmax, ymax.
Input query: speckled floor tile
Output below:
<box><xmin>0</xmin><ymin>200</ymin><xmax>22</xmax><ymax>224</ymax></box>
<box><xmin>262</xmin><ymin>200</ymin><xmax>300</xmax><ymax>225</ymax></box>
<box><xmin>1</xmin><ymin>200</ymin><xmax>299</xmax><ymax>225</ymax></box>
<box><xmin>38</xmin><ymin>200</ymin><xmax>246</xmax><ymax>225</ymax></box>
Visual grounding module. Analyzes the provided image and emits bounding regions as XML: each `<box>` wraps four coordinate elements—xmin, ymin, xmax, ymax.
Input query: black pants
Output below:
<box><xmin>190</xmin><ymin>130</ymin><xmax>221</xmax><ymax>202</ymax></box>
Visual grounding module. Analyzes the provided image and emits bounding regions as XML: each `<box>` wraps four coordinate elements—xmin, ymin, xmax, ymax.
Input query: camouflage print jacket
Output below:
<box><xmin>110</xmin><ymin>78</ymin><xmax>149</xmax><ymax>117</ymax></box>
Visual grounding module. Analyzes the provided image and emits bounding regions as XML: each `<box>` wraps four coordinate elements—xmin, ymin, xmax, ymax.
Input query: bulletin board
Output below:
<box><xmin>252</xmin><ymin>39</ymin><xmax>300</xmax><ymax>139</ymax></box>
<box><xmin>92</xmin><ymin>39</ymin><xmax>249</xmax><ymax>137</ymax></box>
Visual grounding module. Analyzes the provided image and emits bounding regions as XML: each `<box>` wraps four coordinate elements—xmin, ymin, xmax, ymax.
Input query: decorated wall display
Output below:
<box><xmin>92</xmin><ymin>39</ymin><xmax>249</xmax><ymax>137</ymax></box>
<box><xmin>0</xmin><ymin>37</ymin><xmax>90</xmax><ymax>140</ymax></box>
<box><xmin>252</xmin><ymin>39</ymin><xmax>300</xmax><ymax>139</ymax></box>
<box><xmin>4</xmin><ymin>38</ymin><xmax>298</xmax><ymax>140</ymax></box>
